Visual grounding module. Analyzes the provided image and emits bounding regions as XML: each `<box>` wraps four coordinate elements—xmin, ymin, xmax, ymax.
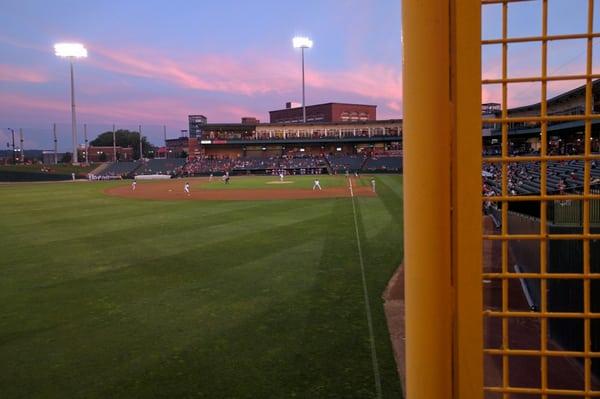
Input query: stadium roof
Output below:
<box><xmin>508</xmin><ymin>79</ymin><xmax>600</xmax><ymax>114</ymax></box>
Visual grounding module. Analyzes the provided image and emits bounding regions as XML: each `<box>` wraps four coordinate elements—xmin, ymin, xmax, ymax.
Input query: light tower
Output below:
<box><xmin>292</xmin><ymin>36</ymin><xmax>313</xmax><ymax>123</ymax></box>
<box><xmin>54</xmin><ymin>43</ymin><xmax>88</xmax><ymax>165</ymax></box>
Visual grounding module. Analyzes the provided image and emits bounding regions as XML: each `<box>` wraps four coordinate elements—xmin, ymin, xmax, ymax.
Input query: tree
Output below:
<box><xmin>61</xmin><ymin>153</ymin><xmax>72</xmax><ymax>163</ymax></box>
<box><xmin>90</xmin><ymin>129</ymin><xmax>157</xmax><ymax>160</ymax></box>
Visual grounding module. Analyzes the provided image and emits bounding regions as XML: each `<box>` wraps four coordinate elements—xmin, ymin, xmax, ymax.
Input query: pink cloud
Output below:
<box><xmin>481</xmin><ymin>40</ymin><xmax>591</xmax><ymax>109</ymax></box>
<box><xmin>386</xmin><ymin>100</ymin><xmax>402</xmax><ymax>112</ymax></box>
<box><xmin>87</xmin><ymin>44</ymin><xmax>402</xmax><ymax>104</ymax></box>
<box><xmin>0</xmin><ymin>35</ymin><xmax>403</xmax><ymax>118</ymax></box>
<box><xmin>0</xmin><ymin>64</ymin><xmax>48</xmax><ymax>83</ymax></box>
<box><xmin>0</xmin><ymin>91</ymin><xmax>266</xmax><ymax>129</ymax></box>
<box><xmin>0</xmin><ymin>93</ymin><xmax>179</xmax><ymax>124</ymax></box>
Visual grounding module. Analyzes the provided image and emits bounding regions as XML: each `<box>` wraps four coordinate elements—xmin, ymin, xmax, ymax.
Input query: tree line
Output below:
<box><xmin>90</xmin><ymin>129</ymin><xmax>157</xmax><ymax>159</ymax></box>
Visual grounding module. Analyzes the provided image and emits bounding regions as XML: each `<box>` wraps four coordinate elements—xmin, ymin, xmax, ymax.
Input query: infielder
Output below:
<box><xmin>279</xmin><ymin>171</ymin><xmax>284</xmax><ymax>182</ymax></box>
<box><xmin>131</xmin><ymin>180</ymin><xmax>137</xmax><ymax>191</ymax></box>
<box><xmin>370</xmin><ymin>178</ymin><xmax>376</xmax><ymax>193</ymax></box>
<box><xmin>184</xmin><ymin>182</ymin><xmax>191</xmax><ymax>195</ymax></box>
<box><xmin>313</xmin><ymin>178</ymin><xmax>322</xmax><ymax>190</ymax></box>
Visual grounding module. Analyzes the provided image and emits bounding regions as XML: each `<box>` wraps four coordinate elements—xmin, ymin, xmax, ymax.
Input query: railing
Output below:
<box><xmin>481</xmin><ymin>0</ymin><xmax>600</xmax><ymax>397</ymax></box>
<box><xmin>403</xmin><ymin>1</ymin><xmax>599</xmax><ymax>397</ymax></box>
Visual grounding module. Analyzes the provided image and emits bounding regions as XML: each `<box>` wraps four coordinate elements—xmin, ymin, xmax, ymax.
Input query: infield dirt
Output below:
<box><xmin>104</xmin><ymin>177</ymin><xmax>376</xmax><ymax>201</ymax></box>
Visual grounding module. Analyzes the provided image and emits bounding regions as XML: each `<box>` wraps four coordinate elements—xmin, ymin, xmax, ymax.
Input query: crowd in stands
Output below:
<box><xmin>179</xmin><ymin>154</ymin><xmax>329</xmax><ymax>175</ymax></box>
<box><xmin>363</xmin><ymin>155</ymin><xmax>403</xmax><ymax>172</ymax></box>
<box><xmin>483</xmin><ymin>159</ymin><xmax>600</xmax><ymax>197</ymax></box>
<box><xmin>135</xmin><ymin>159</ymin><xmax>186</xmax><ymax>176</ymax></box>
<box><xmin>484</xmin><ymin>138</ymin><xmax>600</xmax><ymax>158</ymax></box>
<box><xmin>326</xmin><ymin>154</ymin><xmax>367</xmax><ymax>173</ymax></box>
<box><xmin>232</xmin><ymin>156</ymin><xmax>280</xmax><ymax>171</ymax></box>
<box><xmin>87</xmin><ymin>151</ymin><xmax>404</xmax><ymax>179</ymax></box>
<box><xmin>93</xmin><ymin>161</ymin><xmax>142</xmax><ymax>179</ymax></box>
<box><xmin>180</xmin><ymin>157</ymin><xmax>233</xmax><ymax>175</ymax></box>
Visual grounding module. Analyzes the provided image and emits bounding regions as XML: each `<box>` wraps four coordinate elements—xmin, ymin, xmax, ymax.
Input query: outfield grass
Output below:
<box><xmin>197</xmin><ymin>175</ymin><xmax>354</xmax><ymax>190</ymax></box>
<box><xmin>0</xmin><ymin>175</ymin><xmax>404</xmax><ymax>398</ymax></box>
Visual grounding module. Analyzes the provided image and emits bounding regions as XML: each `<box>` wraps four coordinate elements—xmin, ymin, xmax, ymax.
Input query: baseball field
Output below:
<box><xmin>0</xmin><ymin>174</ymin><xmax>404</xmax><ymax>398</ymax></box>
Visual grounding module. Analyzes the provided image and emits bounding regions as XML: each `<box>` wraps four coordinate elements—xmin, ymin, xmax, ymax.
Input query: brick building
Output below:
<box><xmin>269</xmin><ymin>102</ymin><xmax>377</xmax><ymax>123</ymax></box>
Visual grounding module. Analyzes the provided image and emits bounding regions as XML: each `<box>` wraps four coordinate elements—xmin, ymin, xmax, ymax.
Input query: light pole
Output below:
<box><xmin>139</xmin><ymin>125</ymin><xmax>143</xmax><ymax>160</ymax></box>
<box><xmin>19</xmin><ymin>128</ymin><xmax>24</xmax><ymax>162</ymax></box>
<box><xmin>292</xmin><ymin>36</ymin><xmax>313</xmax><ymax>123</ymax></box>
<box><xmin>53</xmin><ymin>123</ymin><xmax>58</xmax><ymax>164</ymax></box>
<box><xmin>83</xmin><ymin>123</ymin><xmax>88</xmax><ymax>165</ymax></box>
<box><xmin>112</xmin><ymin>124</ymin><xmax>117</xmax><ymax>162</ymax></box>
<box><xmin>54</xmin><ymin>43</ymin><xmax>87</xmax><ymax>165</ymax></box>
<box><xmin>7</xmin><ymin>128</ymin><xmax>15</xmax><ymax>164</ymax></box>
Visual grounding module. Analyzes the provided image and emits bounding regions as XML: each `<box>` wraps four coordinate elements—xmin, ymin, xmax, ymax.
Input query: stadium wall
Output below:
<box><xmin>0</xmin><ymin>171</ymin><xmax>73</xmax><ymax>182</ymax></box>
<box><xmin>505</xmin><ymin>211</ymin><xmax>600</xmax><ymax>378</ymax></box>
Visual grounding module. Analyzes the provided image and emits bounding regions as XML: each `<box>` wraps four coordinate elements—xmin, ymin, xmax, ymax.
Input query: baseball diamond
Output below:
<box><xmin>0</xmin><ymin>175</ymin><xmax>404</xmax><ymax>398</ymax></box>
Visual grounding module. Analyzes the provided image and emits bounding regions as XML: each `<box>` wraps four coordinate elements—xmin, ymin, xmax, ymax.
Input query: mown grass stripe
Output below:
<box><xmin>349</xmin><ymin>177</ymin><xmax>383</xmax><ymax>399</ymax></box>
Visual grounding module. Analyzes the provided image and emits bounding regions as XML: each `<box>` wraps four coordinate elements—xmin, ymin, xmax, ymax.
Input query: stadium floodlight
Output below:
<box><xmin>54</xmin><ymin>42</ymin><xmax>88</xmax><ymax>165</ymax></box>
<box><xmin>54</xmin><ymin>43</ymin><xmax>88</xmax><ymax>58</ymax></box>
<box><xmin>292</xmin><ymin>36</ymin><xmax>313</xmax><ymax>49</ymax></box>
<box><xmin>292</xmin><ymin>36</ymin><xmax>313</xmax><ymax>123</ymax></box>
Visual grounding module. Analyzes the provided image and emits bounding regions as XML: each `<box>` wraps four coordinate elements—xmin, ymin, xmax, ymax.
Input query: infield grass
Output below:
<box><xmin>0</xmin><ymin>175</ymin><xmax>404</xmax><ymax>398</ymax></box>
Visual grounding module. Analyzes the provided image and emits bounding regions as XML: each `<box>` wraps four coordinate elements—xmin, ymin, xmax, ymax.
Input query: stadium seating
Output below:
<box><xmin>326</xmin><ymin>154</ymin><xmax>367</xmax><ymax>173</ymax></box>
<box><xmin>135</xmin><ymin>158</ymin><xmax>186</xmax><ymax>175</ymax></box>
<box><xmin>483</xmin><ymin>159</ymin><xmax>600</xmax><ymax>196</ymax></box>
<box><xmin>363</xmin><ymin>155</ymin><xmax>403</xmax><ymax>172</ymax></box>
<box><xmin>182</xmin><ymin>157</ymin><xmax>233</xmax><ymax>175</ymax></box>
<box><xmin>232</xmin><ymin>156</ymin><xmax>279</xmax><ymax>171</ymax></box>
<box><xmin>278</xmin><ymin>155</ymin><xmax>327</xmax><ymax>172</ymax></box>
<box><xmin>95</xmin><ymin>161</ymin><xmax>142</xmax><ymax>178</ymax></box>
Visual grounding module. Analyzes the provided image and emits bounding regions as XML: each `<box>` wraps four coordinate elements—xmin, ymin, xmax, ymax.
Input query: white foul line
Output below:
<box><xmin>348</xmin><ymin>178</ymin><xmax>383</xmax><ymax>398</ymax></box>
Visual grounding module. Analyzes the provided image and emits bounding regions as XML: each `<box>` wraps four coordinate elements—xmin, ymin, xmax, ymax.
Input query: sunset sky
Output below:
<box><xmin>0</xmin><ymin>0</ymin><xmax>597</xmax><ymax>149</ymax></box>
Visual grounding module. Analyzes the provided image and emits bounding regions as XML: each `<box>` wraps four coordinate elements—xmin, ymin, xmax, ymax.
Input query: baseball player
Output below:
<box><xmin>370</xmin><ymin>178</ymin><xmax>376</xmax><ymax>193</ymax></box>
<box><xmin>184</xmin><ymin>182</ymin><xmax>191</xmax><ymax>195</ymax></box>
<box><xmin>209</xmin><ymin>173</ymin><xmax>213</xmax><ymax>182</ymax></box>
<box><xmin>313</xmin><ymin>178</ymin><xmax>322</xmax><ymax>190</ymax></box>
<box><xmin>279</xmin><ymin>171</ymin><xmax>284</xmax><ymax>182</ymax></box>
<box><xmin>131</xmin><ymin>180</ymin><xmax>137</xmax><ymax>191</ymax></box>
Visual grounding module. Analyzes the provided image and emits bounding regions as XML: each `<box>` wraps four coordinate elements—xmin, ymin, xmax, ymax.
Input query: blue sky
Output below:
<box><xmin>0</xmin><ymin>0</ymin><xmax>596</xmax><ymax>149</ymax></box>
<box><xmin>0</xmin><ymin>0</ymin><xmax>402</xmax><ymax>149</ymax></box>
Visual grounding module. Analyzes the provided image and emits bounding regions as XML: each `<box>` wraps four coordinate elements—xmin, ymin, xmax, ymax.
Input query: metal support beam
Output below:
<box><xmin>138</xmin><ymin>125</ymin><xmax>143</xmax><ymax>160</ymax></box>
<box><xmin>70</xmin><ymin>59</ymin><xmax>79</xmax><ymax>165</ymax></box>
<box><xmin>403</xmin><ymin>1</ymin><xmax>452</xmax><ymax>397</ymax></box>
<box><xmin>451</xmin><ymin>1</ymin><xmax>483</xmax><ymax>398</ymax></box>
<box><xmin>112</xmin><ymin>124</ymin><xmax>117</xmax><ymax>162</ymax></box>
<box><xmin>84</xmin><ymin>123</ymin><xmax>88</xmax><ymax>165</ymax></box>
<box><xmin>301</xmin><ymin>47</ymin><xmax>306</xmax><ymax>123</ymax></box>
<box><xmin>53</xmin><ymin>123</ymin><xmax>58</xmax><ymax>165</ymax></box>
<box><xmin>403</xmin><ymin>1</ymin><xmax>482</xmax><ymax>398</ymax></box>
<box><xmin>19</xmin><ymin>128</ymin><xmax>23</xmax><ymax>162</ymax></box>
